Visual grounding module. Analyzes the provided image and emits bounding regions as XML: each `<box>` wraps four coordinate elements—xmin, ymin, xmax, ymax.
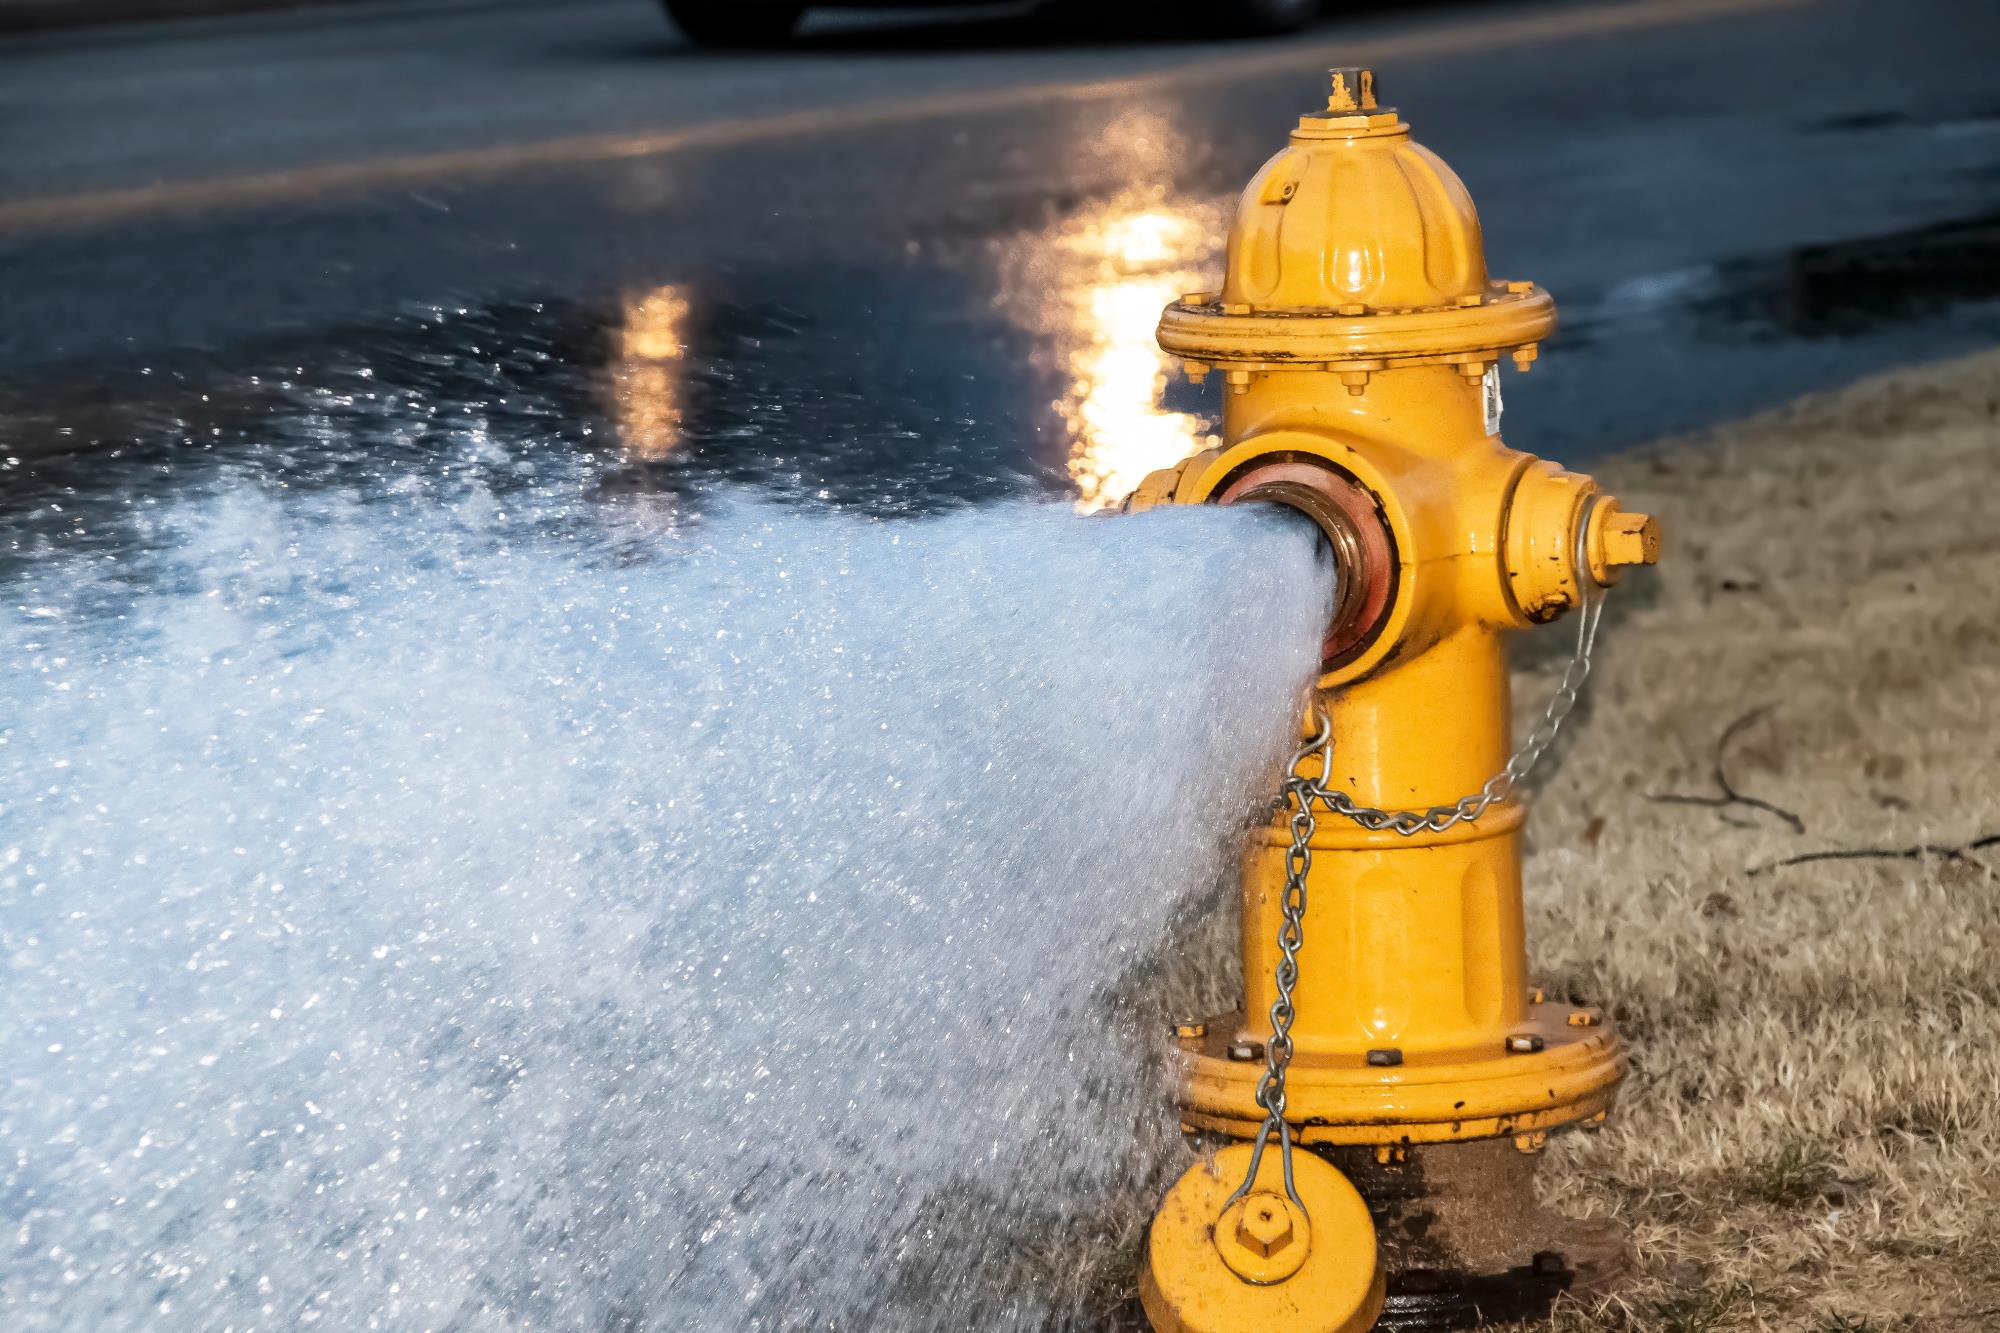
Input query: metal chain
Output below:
<box><xmin>1225</xmin><ymin>498</ymin><xmax>1609</xmax><ymax>1207</ymax></box>
<box><xmin>1222</xmin><ymin>728</ymin><xmax>1322</xmax><ymax>1219</ymax></box>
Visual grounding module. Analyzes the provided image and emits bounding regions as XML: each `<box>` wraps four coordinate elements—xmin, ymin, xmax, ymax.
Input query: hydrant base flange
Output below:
<box><xmin>1173</xmin><ymin>1001</ymin><xmax>1623</xmax><ymax>1145</ymax></box>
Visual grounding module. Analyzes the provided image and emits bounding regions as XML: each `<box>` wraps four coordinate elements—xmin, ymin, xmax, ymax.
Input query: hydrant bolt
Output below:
<box><xmin>1236</xmin><ymin>1198</ymin><xmax>1296</xmax><ymax>1258</ymax></box>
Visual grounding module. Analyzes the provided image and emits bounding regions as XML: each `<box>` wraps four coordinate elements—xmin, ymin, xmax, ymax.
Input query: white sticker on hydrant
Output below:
<box><xmin>1483</xmin><ymin>364</ymin><xmax>1503</xmax><ymax>437</ymax></box>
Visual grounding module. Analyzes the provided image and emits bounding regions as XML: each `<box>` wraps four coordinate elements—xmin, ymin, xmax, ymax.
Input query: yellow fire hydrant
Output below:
<box><xmin>1130</xmin><ymin>69</ymin><xmax>1659</xmax><ymax>1332</ymax></box>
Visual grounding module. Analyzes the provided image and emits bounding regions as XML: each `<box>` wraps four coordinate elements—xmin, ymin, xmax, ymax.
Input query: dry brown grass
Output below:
<box><xmin>1123</xmin><ymin>351</ymin><xmax>2000</xmax><ymax>1333</ymax></box>
<box><xmin>1521</xmin><ymin>350</ymin><xmax>2000</xmax><ymax>1331</ymax></box>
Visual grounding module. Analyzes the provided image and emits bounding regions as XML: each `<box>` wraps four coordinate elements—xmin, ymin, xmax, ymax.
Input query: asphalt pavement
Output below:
<box><xmin>2</xmin><ymin>0</ymin><xmax>1997</xmax><ymax>516</ymax></box>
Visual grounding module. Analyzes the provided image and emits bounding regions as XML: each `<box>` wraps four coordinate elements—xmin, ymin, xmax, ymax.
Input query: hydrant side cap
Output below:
<box><xmin>1142</xmin><ymin>1144</ymin><xmax>1385</xmax><ymax>1333</ymax></box>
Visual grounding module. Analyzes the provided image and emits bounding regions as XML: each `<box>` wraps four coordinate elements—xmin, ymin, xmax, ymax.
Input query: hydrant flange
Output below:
<box><xmin>1158</xmin><ymin>284</ymin><xmax>1554</xmax><ymax>377</ymax></box>
<box><xmin>1172</xmin><ymin>995</ymin><xmax>1623</xmax><ymax>1145</ymax></box>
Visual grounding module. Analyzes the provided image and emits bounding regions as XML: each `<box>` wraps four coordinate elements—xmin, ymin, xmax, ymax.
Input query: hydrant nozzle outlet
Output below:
<box><xmin>1224</xmin><ymin>462</ymin><xmax>1396</xmax><ymax>671</ymax></box>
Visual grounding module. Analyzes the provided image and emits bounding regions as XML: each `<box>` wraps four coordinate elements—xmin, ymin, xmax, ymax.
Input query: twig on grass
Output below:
<box><xmin>1649</xmin><ymin>705</ymin><xmax>1806</xmax><ymax>833</ymax></box>
<box><xmin>1750</xmin><ymin>833</ymin><xmax>2000</xmax><ymax>877</ymax></box>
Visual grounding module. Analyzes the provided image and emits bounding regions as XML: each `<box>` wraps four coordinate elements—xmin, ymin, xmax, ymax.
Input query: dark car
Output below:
<box><xmin>660</xmin><ymin>0</ymin><xmax>1322</xmax><ymax>46</ymax></box>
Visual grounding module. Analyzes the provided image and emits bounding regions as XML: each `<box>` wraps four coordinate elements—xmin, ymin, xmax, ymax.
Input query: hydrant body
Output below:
<box><xmin>1133</xmin><ymin>69</ymin><xmax>1657</xmax><ymax>1333</ymax></box>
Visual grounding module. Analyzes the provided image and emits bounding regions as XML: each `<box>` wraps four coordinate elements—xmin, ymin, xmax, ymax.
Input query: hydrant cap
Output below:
<box><xmin>1141</xmin><ymin>1143</ymin><xmax>1384</xmax><ymax>1333</ymax></box>
<box><xmin>1157</xmin><ymin>68</ymin><xmax>1554</xmax><ymax>368</ymax></box>
<box><xmin>1229</xmin><ymin>67</ymin><xmax>1485</xmax><ymax>312</ymax></box>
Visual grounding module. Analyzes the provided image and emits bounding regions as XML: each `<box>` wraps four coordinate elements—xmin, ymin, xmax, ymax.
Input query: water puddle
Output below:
<box><xmin>1736</xmin><ymin>210</ymin><xmax>2000</xmax><ymax>337</ymax></box>
<box><xmin>0</xmin><ymin>183</ymin><xmax>1232</xmax><ymax>560</ymax></box>
<box><xmin>1566</xmin><ymin>209</ymin><xmax>2000</xmax><ymax>343</ymax></box>
<box><xmin>0</xmin><ymin>276</ymin><xmax>1079</xmax><ymax>596</ymax></box>
<box><xmin>1801</xmin><ymin>102</ymin><xmax>2000</xmax><ymax>142</ymax></box>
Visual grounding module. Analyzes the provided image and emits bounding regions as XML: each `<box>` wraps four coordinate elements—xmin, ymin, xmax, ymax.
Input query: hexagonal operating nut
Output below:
<box><xmin>1586</xmin><ymin>500</ymin><xmax>1662</xmax><ymax>585</ymax></box>
<box><xmin>1235</xmin><ymin>1197</ymin><xmax>1296</xmax><ymax>1258</ymax></box>
<box><xmin>1603</xmin><ymin>509</ymin><xmax>1661</xmax><ymax>568</ymax></box>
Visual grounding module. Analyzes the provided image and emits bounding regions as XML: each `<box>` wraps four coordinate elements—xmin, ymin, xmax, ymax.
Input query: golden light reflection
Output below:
<box><xmin>1055</xmin><ymin>203</ymin><xmax>1218</xmax><ymax>511</ymax></box>
<box><xmin>1095</xmin><ymin>209</ymin><xmax>1188</xmax><ymax>267</ymax></box>
<box><xmin>610</xmin><ymin>285</ymin><xmax>690</xmax><ymax>460</ymax></box>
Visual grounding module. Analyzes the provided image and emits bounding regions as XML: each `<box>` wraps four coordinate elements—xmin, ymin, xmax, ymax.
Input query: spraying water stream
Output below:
<box><xmin>1</xmin><ymin>470</ymin><xmax>1331</xmax><ymax>1331</ymax></box>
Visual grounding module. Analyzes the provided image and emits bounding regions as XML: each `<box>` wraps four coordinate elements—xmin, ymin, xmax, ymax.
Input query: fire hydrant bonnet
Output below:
<box><xmin>1158</xmin><ymin>67</ymin><xmax>1555</xmax><ymax>378</ymax></box>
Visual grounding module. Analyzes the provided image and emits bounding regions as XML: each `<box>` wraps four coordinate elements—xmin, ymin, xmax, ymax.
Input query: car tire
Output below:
<box><xmin>661</xmin><ymin>0</ymin><xmax>807</xmax><ymax>46</ymax></box>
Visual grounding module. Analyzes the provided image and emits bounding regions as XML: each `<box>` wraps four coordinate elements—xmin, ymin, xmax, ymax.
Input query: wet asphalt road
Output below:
<box><xmin>1</xmin><ymin>0</ymin><xmax>1998</xmax><ymax>520</ymax></box>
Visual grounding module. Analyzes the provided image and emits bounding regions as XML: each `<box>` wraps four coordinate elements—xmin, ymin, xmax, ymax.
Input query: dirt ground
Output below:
<box><xmin>1125</xmin><ymin>350</ymin><xmax>2000</xmax><ymax>1333</ymax></box>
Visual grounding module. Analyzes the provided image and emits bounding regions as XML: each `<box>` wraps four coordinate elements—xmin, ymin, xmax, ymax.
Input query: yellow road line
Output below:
<box><xmin>0</xmin><ymin>0</ymin><xmax>1806</xmax><ymax>234</ymax></box>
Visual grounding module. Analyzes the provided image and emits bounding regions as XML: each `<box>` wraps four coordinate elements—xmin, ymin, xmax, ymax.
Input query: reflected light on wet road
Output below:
<box><xmin>1060</xmin><ymin>205</ymin><xmax>1215</xmax><ymax>511</ymax></box>
<box><xmin>983</xmin><ymin>106</ymin><xmax>1227</xmax><ymax>511</ymax></box>
<box><xmin>611</xmin><ymin>284</ymin><xmax>690</xmax><ymax>459</ymax></box>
